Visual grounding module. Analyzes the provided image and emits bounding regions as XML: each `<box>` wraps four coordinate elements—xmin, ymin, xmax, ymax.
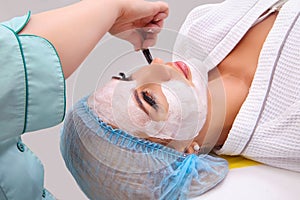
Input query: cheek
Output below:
<box><xmin>128</xmin><ymin>101</ymin><xmax>151</xmax><ymax>127</ymax></box>
<box><xmin>149</xmin><ymin>108</ymin><xmax>168</xmax><ymax>121</ymax></box>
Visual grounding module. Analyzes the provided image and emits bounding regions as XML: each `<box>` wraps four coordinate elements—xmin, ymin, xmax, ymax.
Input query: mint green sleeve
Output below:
<box><xmin>0</xmin><ymin>12</ymin><xmax>66</xmax><ymax>140</ymax></box>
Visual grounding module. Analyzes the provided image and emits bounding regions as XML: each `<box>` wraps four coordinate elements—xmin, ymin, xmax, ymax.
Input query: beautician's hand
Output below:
<box><xmin>109</xmin><ymin>0</ymin><xmax>169</xmax><ymax>50</ymax></box>
<box><xmin>20</xmin><ymin>0</ymin><xmax>168</xmax><ymax>77</ymax></box>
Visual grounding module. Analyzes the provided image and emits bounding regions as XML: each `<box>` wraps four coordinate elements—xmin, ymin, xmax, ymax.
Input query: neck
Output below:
<box><xmin>193</xmin><ymin>68</ymin><xmax>227</xmax><ymax>152</ymax></box>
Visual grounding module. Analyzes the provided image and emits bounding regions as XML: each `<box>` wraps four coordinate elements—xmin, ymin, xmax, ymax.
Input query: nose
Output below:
<box><xmin>152</xmin><ymin>58</ymin><xmax>164</xmax><ymax>64</ymax></box>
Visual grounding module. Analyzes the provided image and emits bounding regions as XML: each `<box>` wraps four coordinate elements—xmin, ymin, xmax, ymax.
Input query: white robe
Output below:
<box><xmin>174</xmin><ymin>0</ymin><xmax>300</xmax><ymax>172</ymax></box>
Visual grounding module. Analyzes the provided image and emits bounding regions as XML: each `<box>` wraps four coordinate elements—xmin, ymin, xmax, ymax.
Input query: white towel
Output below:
<box><xmin>175</xmin><ymin>0</ymin><xmax>300</xmax><ymax>172</ymax></box>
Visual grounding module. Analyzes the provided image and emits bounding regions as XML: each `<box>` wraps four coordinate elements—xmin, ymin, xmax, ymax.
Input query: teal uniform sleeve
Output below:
<box><xmin>0</xmin><ymin>12</ymin><xmax>66</xmax><ymax>139</ymax></box>
<box><xmin>0</xmin><ymin>12</ymin><xmax>65</xmax><ymax>200</ymax></box>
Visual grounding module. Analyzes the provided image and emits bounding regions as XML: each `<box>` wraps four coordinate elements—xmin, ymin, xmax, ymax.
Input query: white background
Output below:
<box><xmin>0</xmin><ymin>1</ymin><xmax>223</xmax><ymax>199</ymax></box>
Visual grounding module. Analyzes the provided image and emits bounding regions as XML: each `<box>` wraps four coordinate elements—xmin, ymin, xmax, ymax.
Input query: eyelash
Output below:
<box><xmin>142</xmin><ymin>91</ymin><xmax>158</xmax><ymax>109</ymax></box>
<box><xmin>112</xmin><ymin>72</ymin><xmax>131</xmax><ymax>81</ymax></box>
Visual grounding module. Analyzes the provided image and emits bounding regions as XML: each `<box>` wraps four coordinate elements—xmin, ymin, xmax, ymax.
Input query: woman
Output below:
<box><xmin>88</xmin><ymin>0</ymin><xmax>300</xmax><ymax>170</ymax></box>
<box><xmin>0</xmin><ymin>0</ymin><xmax>168</xmax><ymax>199</ymax></box>
<box><xmin>61</xmin><ymin>0</ymin><xmax>300</xmax><ymax>199</ymax></box>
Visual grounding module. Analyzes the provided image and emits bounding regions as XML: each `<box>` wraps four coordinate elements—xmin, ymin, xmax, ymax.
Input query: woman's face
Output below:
<box><xmin>128</xmin><ymin>58</ymin><xmax>195</xmax><ymax>121</ymax></box>
<box><xmin>89</xmin><ymin>58</ymin><xmax>207</xmax><ymax>143</ymax></box>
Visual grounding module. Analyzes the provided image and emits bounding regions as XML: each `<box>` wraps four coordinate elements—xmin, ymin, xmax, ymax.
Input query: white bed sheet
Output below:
<box><xmin>191</xmin><ymin>165</ymin><xmax>300</xmax><ymax>200</ymax></box>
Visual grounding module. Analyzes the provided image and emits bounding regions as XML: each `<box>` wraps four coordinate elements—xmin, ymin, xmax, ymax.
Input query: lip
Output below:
<box><xmin>173</xmin><ymin>61</ymin><xmax>191</xmax><ymax>80</ymax></box>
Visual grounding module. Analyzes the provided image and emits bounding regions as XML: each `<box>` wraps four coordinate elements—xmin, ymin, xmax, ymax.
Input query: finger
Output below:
<box><xmin>141</xmin><ymin>14</ymin><xmax>165</xmax><ymax>29</ymax></box>
<box><xmin>133</xmin><ymin>28</ymin><xmax>158</xmax><ymax>50</ymax></box>
<box><xmin>139</xmin><ymin>13</ymin><xmax>166</xmax><ymax>26</ymax></box>
<box><xmin>153</xmin><ymin>12</ymin><xmax>168</xmax><ymax>22</ymax></box>
<box><xmin>142</xmin><ymin>26</ymin><xmax>161</xmax><ymax>35</ymax></box>
<box><xmin>129</xmin><ymin>32</ymin><xmax>143</xmax><ymax>51</ymax></box>
<box><xmin>142</xmin><ymin>38</ymin><xmax>157</xmax><ymax>49</ymax></box>
<box><xmin>142</xmin><ymin>33</ymin><xmax>157</xmax><ymax>49</ymax></box>
<box><xmin>152</xmin><ymin>1</ymin><xmax>169</xmax><ymax>17</ymax></box>
<box><xmin>155</xmin><ymin>19</ymin><xmax>164</xmax><ymax>28</ymax></box>
<box><xmin>150</xmin><ymin>19</ymin><xmax>164</xmax><ymax>31</ymax></box>
<box><xmin>137</xmin><ymin>2</ymin><xmax>168</xmax><ymax>24</ymax></box>
<box><xmin>115</xmin><ymin>29</ymin><xmax>143</xmax><ymax>51</ymax></box>
<box><xmin>144</xmin><ymin>19</ymin><xmax>164</xmax><ymax>33</ymax></box>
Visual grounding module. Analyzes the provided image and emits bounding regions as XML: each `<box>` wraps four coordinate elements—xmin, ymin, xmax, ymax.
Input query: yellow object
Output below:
<box><xmin>220</xmin><ymin>155</ymin><xmax>261</xmax><ymax>169</ymax></box>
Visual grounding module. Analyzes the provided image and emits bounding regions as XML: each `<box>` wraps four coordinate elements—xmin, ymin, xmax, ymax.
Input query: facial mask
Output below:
<box><xmin>89</xmin><ymin>79</ymin><xmax>156</xmax><ymax>139</ymax></box>
<box><xmin>88</xmin><ymin>70</ymin><xmax>207</xmax><ymax>143</ymax></box>
<box><xmin>160</xmin><ymin>80</ymin><xmax>206</xmax><ymax>140</ymax></box>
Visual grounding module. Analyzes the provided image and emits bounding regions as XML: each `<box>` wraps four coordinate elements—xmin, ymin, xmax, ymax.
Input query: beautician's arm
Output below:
<box><xmin>20</xmin><ymin>0</ymin><xmax>168</xmax><ymax>78</ymax></box>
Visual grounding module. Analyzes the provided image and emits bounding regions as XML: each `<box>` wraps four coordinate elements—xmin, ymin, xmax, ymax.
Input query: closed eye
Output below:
<box><xmin>142</xmin><ymin>91</ymin><xmax>158</xmax><ymax>110</ymax></box>
<box><xmin>133</xmin><ymin>87</ymin><xmax>168</xmax><ymax>121</ymax></box>
<box><xmin>133</xmin><ymin>90</ymin><xmax>158</xmax><ymax>115</ymax></box>
<box><xmin>134</xmin><ymin>90</ymin><xmax>148</xmax><ymax>114</ymax></box>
